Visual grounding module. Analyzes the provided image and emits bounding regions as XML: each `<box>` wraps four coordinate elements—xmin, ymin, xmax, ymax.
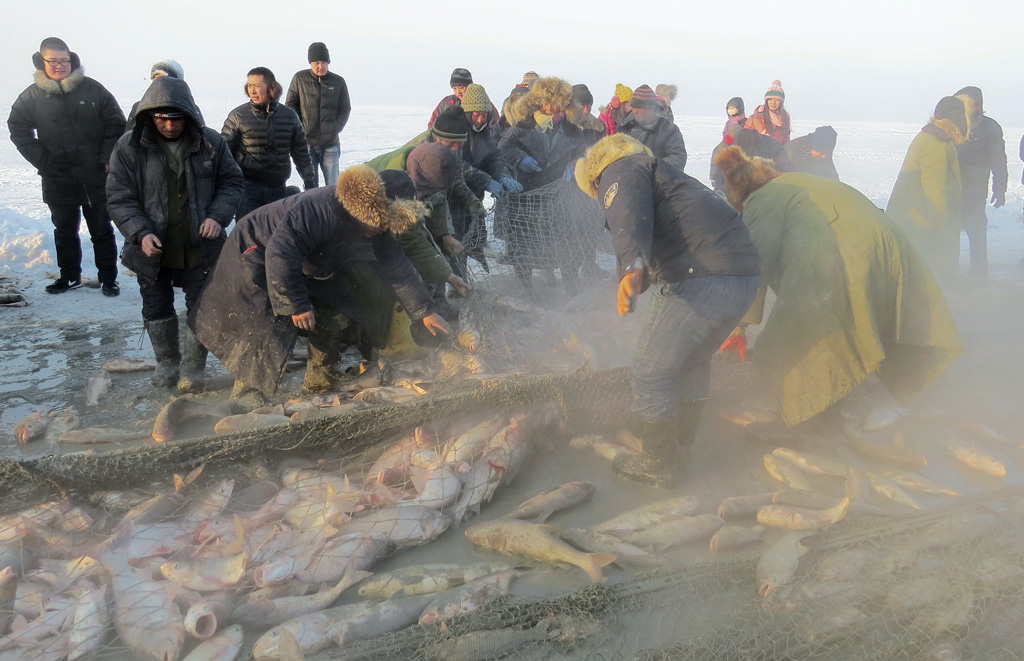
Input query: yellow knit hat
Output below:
<box><xmin>614</xmin><ymin>83</ymin><xmax>633</xmax><ymax>103</ymax></box>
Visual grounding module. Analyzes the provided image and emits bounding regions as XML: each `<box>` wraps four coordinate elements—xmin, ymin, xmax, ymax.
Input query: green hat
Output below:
<box><xmin>460</xmin><ymin>84</ymin><xmax>491</xmax><ymax>113</ymax></box>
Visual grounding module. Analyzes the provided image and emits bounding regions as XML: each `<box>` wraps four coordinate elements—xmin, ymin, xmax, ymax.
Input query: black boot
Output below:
<box><xmin>145</xmin><ymin>316</ymin><xmax>180</xmax><ymax>388</ymax></box>
<box><xmin>178</xmin><ymin>327</ymin><xmax>208</xmax><ymax>394</ymax></box>
<box><xmin>673</xmin><ymin>399</ymin><xmax>706</xmax><ymax>474</ymax></box>
<box><xmin>612</xmin><ymin>416</ymin><xmax>678</xmax><ymax>488</ymax></box>
<box><xmin>302</xmin><ymin>338</ymin><xmax>344</xmax><ymax>393</ymax></box>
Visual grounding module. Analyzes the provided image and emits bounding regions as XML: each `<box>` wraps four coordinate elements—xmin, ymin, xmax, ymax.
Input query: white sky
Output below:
<box><xmin>1</xmin><ymin>0</ymin><xmax>1022</xmax><ymax>124</ymax></box>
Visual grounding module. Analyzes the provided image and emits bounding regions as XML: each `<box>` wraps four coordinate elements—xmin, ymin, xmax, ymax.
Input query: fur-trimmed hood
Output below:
<box><xmin>33</xmin><ymin>67</ymin><xmax>85</xmax><ymax>95</ymax></box>
<box><xmin>713</xmin><ymin>145</ymin><xmax>780</xmax><ymax>211</ymax></box>
<box><xmin>573</xmin><ymin>134</ymin><xmax>652</xmax><ymax>199</ymax></box>
<box><xmin>506</xmin><ymin>76</ymin><xmax>582</xmax><ymax>126</ymax></box>
<box><xmin>334</xmin><ymin>165</ymin><xmax>424</xmax><ymax>235</ymax></box>
<box><xmin>926</xmin><ymin>117</ymin><xmax>969</xmax><ymax>145</ymax></box>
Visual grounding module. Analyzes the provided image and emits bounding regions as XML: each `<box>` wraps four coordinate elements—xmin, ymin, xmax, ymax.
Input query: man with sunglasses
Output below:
<box><xmin>9</xmin><ymin>37</ymin><xmax>125</xmax><ymax>296</ymax></box>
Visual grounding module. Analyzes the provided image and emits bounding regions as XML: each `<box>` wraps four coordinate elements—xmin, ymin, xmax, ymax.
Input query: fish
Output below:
<box><xmin>772</xmin><ymin>448</ymin><xmax>849</xmax><ymax>478</ymax></box>
<box><xmin>353</xmin><ymin>386</ymin><xmax>421</xmax><ymax>404</ymax></box>
<box><xmin>104</xmin><ymin>551</ymin><xmax>186</xmax><ymax>661</ymax></box>
<box><xmin>213</xmin><ymin>413</ymin><xmax>292</xmax><ymax>434</ymax></box>
<box><xmin>423</xmin><ymin>616</ymin><xmax>557</xmax><ymax>661</ymax></box>
<box><xmin>614</xmin><ymin>429</ymin><xmax>645</xmax><ymax>453</ymax></box>
<box><xmin>181</xmin><ymin>623</ymin><xmax>245</xmax><ymax>661</ymax></box>
<box><xmin>624</xmin><ymin>514</ymin><xmax>727</xmax><ymax>554</ymax></box>
<box><xmin>407</xmin><ymin>464</ymin><xmax>463</xmax><ymax>509</ymax></box>
<box><xmin>182</xmin><ymin>478</ymin><xmax>235</xmax><ymax>525</ymax></box>
<box><xmin>717</xmin><ymin>400</ymin><xmax>779</xmax><ymax>427</ymax></box>
<box><xmin>502</xmin><ymin>481</ymin><xmax>596</xmax><ymax>522</ymax></box>
<box><xmin>862</xmin><ymin>406</ymin><xmax>912</xmax><ymax>432</ymax></box>
<box><xmin>337</xmin><ymin>359</ymin><xmax>387</xmax><ymax>393</ymax></box>
<box><xmin>865</xmin><ymin>407</ymin><xmax>1017</xmax><ymax>447</ymax></box>
<box><xmin>84</xmin><ymin>371</ymin><xmax>111</xmax><ymax>405</ymax></box>
<box><xmin>102</xmin><ymin>358</ymin><xmax>157</xmax><ymax>372</ymax></box>
<box><xmin>594</xmin><ymin>496</ymin><xmax>700</xmax><ymax>538</ymax></box>
<box><xmin>763</xmin><ymin>454</ymin><xmax>818</xmax><ymax>492</ymax></box>
<box><xmin>152</xmin><ymin>396</ymin><xmax>238</xmax><ymax>442</ymax></box>
<box><xmin>465</xmin><ymin>519</ymin><xmax>616</xmax><ymax>583</ymax></box>
<box><xmin>591</xmin><ymin>439</ymin><xmax>640</xmax><ymax>462</ymax></box>
<box><xmin>946</xmin><ymin>439</ymin><xmax>1007</xmax><ymax>478</ymax></box>
<box><xmin>756</xmin><ymin>530</ymin><xmax>814</xmax><ymax>598</ymax></box>
<box><xmin>559</xmin><ymin>528</ymin><xmax>669</xmax><ymax>568</ymax></box>
<box><xmin>456</xmin><ymin>327</ymin><xmax>482</xmax><ymax>353</ymax></box>
<box><xmin>450</xmin><ymin>449</ymin><xmax>506</xmax><ymax>524</ymax></box>
<box><xmin>757</xmin><ymin>474</ymin><xmax>853</xmax><ymax>531</ymax></box>
<box><xmin>335</xmin><ymin>503</ymin><xmax>451</xmax><ymax>549</ymax></box>
<box><xmin>442</xmin><ymin>412</ymin><xmax>506</xmax><ymax>464</ymax></box>
<box><xmin>357</xmin><ymin>562</ymin><xmax>517</xmax><ymax>600</ymax></box>
<box><xmin>13</xmin><ymin>410</ymin><xmax>52</xmax><ymax>443</ymax></box>
<box><xmin>568</xmin><ymin>434</ymin><xmax>604</xmax><ymax>449</ymax></box>
<box><xmin>418</xmin><ymin>570</ymin><xmax>518</xmax><ymax>624</ymax></box>
<box><xmin>282</xmin><ymin>394</ymin><xmax>342</xmax><ymax>415</ymax></box>
<box><xmin>847</xmin><ymin>432</ymin><xmax>928</xmax><ymax>471</ymax></box>
<box><xmin>293</xmin><ymin>532</ymin><xmax>391</xmax><ymax>584</ymax></box>
<box><xmin>42</xmin><ymin>407</ymin><xmax>81</xmax><ymax>444</ymax></box>
<box><xmin>66</xmin><ymin>582</ymin><xmax>109</xmax><ymax>661</ymax></box>
<box><xmin>231</xmin><ymin>566</ymin><xmax>371</xmax><ymax>629</ymax></box>
<box><xmin>771</xmin><ymin>488</ymin><xmax>838</xmax><ymax>509</ymax></box>
<box><xmin>710</xmin><ymin>524</ymin><xmax>769</xmax><ymax>552</ymax></box>
<box><xmin>161</xmin><ymin>551</ymin><xmax>248</xmax><ymax>591</ymax></box>
<box><xmin>865</xmin><ymin>471</ymin><xmax>921</xmax><ymax>509</ymax></box>
<box><xmin>875</xmin><ymin>467</ymin><xmax>960</xmax><ymax>497</ymax></box>
<box><xmin>59</xmin><ymin>427</ymin><xmax>152</xmax><ymax>444</ymax></box>
<box><xmin>717</xmin><ymin>492</ymin><xmax>777</xmax><ymax>519</ymax></box>
<box><xmin>184</xmin><ymin>593</ymin><xmax>235</xmax><ymax>639</ymax></box>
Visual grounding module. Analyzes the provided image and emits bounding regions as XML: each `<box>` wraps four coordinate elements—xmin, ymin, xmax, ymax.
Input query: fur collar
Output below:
<box><xmin>927</xmin><ymin>117</ymin><xmax>968</xmax><ymax>145</ymax></box>
<box><xmin>507</xmin><ymin>77</ymin><xmax>581</xmax><ymax>126</ymax></box>
<box><xmin>712</xmin><ymin>145</ymin><xmax>779</xmax><ymax>211</ymax></box>
<box><xmin>33</xmin><ymin>67</ymin><xmax>85</xmax><ymax>95</ymax></box>
<box><xmin>334</xmin><ymin>165</ymin><xmax>424</xmax><ymax>235</ymax></box>
<box><xmin>573</xmin><ymin>134</ymin><xmax>651</xmax><ymax>199</ymax></box>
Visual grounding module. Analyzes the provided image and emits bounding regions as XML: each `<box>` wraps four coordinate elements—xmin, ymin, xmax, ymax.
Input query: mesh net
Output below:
<box><xmin>0</xmin><ymin>183</ymin><xmax>1020</xmax><ymax>661</ymax></box>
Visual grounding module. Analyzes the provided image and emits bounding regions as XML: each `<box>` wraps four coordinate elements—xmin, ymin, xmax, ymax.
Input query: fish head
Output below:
<box><xmin>253</xmin><ymin>556</ymin><xmax>295</xmax><ymax>587</ymax></box>
<box><xmin>253</xmin><ymin>627</ymin><xmax>282</xmax><ymax>660</ymax></box>
<box><xmin>758</xmin><ymin>576</ymin><xmax>775</xmax><ymax>598</ymax></box>
<box><xmin>160</xmin><ymin>560</ymin><xmax>191</xmax><ymax>582</ymax></box>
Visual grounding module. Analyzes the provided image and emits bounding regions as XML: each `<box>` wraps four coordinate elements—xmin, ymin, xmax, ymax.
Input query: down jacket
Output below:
<box><xmin>221</xmin><ymin>102</ymin><xmax>315</xmax><ymax>189</ymax></box>
<box><xmin>285</xmin><ymin>70</ymin><xmax>351</xmax><ymax>149</ymax></box>
<box><xmin>106</xmin><ymin>77</ymin><xmax>243</xmax><ymax>281</ymax></box>
<box><xmin>8</xmin><ymin>66</ymin><xmax>125</xmax><ymax>205</ymax></box>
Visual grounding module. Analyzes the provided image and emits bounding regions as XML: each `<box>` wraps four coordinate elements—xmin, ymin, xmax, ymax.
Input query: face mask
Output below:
<box><xmin>533</xmin><ymin>111</ymin><xmax>555</xmax><ymax>131</ymax></box>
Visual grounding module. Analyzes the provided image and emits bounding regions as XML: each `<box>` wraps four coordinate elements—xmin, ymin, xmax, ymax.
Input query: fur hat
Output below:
<box><xmin>450</xmin><ymin>68</ymin><xmax>472</xmax><ymax>87</ymax></box>
<box><xmin>150</xmin><ymin>59</ymin><xmax>183</xmax><ymax>80</ymax></box>
<box><xmin>571</xmin><ymin>84</ymin><xmax>593</xmax><ymax>108</ymax></box>
<box><xmin>932</xmin><ymin>96</ymin><xmax>969</xmax><ymax>143</ymax></box>
<box><xmin>508</xmin><ymin>76</ymin><xmax>580</xmax><ymax>126</ymax></box>
<box><xmin>631</xmin><ymin>84</ymin><xmax>659</xmax><ymax>110</ymax></box>
<box><xmin>713</xmin><ymin>145</ymin><xmax>779</xmax><ymax>212</ymax></box>
<box><xmin>459</xmin><ymin>84</ymin><xmax>491</xmax><ymax>113</ymax></box>
<box><xmin>431</xmin><ymin>107</ymin><xmax>470</xmax><ymax>142</ymax></box>
<box><xmin>614</xmin><ymin>83</ymin><xmax>633</xmax><ymax>103</ymax></box>
<box><xmin>334</xmin><ymin>165</ymin><xmax>423</xmax><ymax>234</ymax></box>
<box><xmin>407</xmin><ymin>142</ymin><xmax>459</xmax><ymax>200</ymax></box>
<box><xmin>573</xmin><ymin>134</ymin><xmax>652</xmax><ymax>199</ymax></box>
<box><xmin>308</xmin><ymin>42</ymin><xmax>330</xmax><ymax>63</ymax></box>
<box><xmin>764</xmin><ymin>80</ymin><xmax>785</xmax><ymax>101</ymax></box>
<box><xmin>655</xmin><ymin>84</ymin><xmax>677</xmax><ymax>104</ymax></box>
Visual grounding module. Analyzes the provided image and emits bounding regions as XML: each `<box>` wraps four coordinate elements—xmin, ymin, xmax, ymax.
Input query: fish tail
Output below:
<box><xmin>582</xmin><ymin>552</ymin><xmax>617</xmax><ymax>583</ymax></box>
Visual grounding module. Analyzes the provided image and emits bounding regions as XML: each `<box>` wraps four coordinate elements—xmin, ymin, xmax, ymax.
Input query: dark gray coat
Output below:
<box><xmin>956</xmin><ymin>114</ymin><xmax>1008</xmax><ymax>198</ymax></box>
<box><xmin>106</xmin><ymin>77</ymin><xmax>243</xmax><ymax>280</ymax></box>
<box><xmin>498</xmin><ymin>117</ymin><xmax>589</xmax><ymax>191</ymax></box>
<box><xmin>189</xmin><ymin>187</ymin><xmax>432</xmax><ymax>395</ymax></box>
<box><xmin>222</xmin><ymin>101</ymin><xmax>315</xmax><ymax>189</ymax></box>
<box><xmin>616</xmin><ymin>114</ymin><xmax>688</xmax><ymax>172</ymax></box>
<box><xmin>285</xmin><ymin>70</ymin><xmax>351</xmax><ymax>149</ymax></box>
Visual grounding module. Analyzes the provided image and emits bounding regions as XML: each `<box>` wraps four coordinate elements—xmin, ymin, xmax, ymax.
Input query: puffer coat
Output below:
<box><xmin>222</xmin><ymin>102</ymin><xmax>315</xmax><ymax>189</ymax></box>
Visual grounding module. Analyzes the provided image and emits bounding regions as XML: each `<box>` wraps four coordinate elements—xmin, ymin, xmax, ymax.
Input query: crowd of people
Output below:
<box><xmin>6</xmin><ymin>35</ymin><xmax>1020</xmax><ymax>487</ymax></box>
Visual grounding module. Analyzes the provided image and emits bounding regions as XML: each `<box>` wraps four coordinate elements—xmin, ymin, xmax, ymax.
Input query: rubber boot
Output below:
<box><xmin>230</xmin><ymin>379</ymin><xmax>269</xmax><ymax>408</ymax></box>
<box><xmin>302</xmin><ymin>337</ymin><xmax>344</xmax><ymax>393</ymax></box>
<box><xmin>673</xmin><ymin>399</ymin><xmax>706</xmax><ymax>474</ymax></box>
<box><xmin>177</xmin><ymin>327</ymin><xmax>208</xmax><ymax>394</ymax></box>
<box><xmin>145</xmin><ymin>315</ymin><xmax>180</xmax><ymax>388</ymax></box>
<box><xmin>612</xmin><ymin>416</ymin><xmax>678</xmax><ymax>488</ymax></box>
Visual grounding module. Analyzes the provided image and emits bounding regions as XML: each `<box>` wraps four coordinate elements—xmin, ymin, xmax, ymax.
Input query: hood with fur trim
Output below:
<box><xmin>927</xmin><ymin>116</ymin><xmax>969</xmax><ymax>145</ymax></box>
<box><xmin>334</xmin><ymin>165</ymin><xmax>424</xmax><ymax>235</ymax></box>
<box><xmin>713</xmin><ymin>145</ymin><xmax>780</xmax><ymax>211</ymax></box>
<box><xmin>33</xmin><ymin>66</ymin><xmax>86</xmax><ymax>95</ymax></box>
<box><xmin>506</xmin><ymin>76</ymin><xmax>581</xmax><ymax>126</ymax></box>
<box><xmin>574</xmin><ymin>134</ymin><xmax>652</xmax><ymax>199</ymax></box>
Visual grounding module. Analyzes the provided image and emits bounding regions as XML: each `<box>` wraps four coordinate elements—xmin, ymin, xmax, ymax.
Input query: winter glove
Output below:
<box><xmin>500</xmin><ymin>176</ymin><xmax>523</xmax><ymax>193</ymax></box>
<box><xmin>718</xmin><ymin>326</ymin><xmax>747</xmax><ymax>361</ymax></box>
<box><xmin>617</xmin><ymin>269</ymin><xmax>643</xmax><ymax>317</ymax></box>
<box><xmin>486</xmin><ymin>179</ymin><xmax>504</xmax><ymax>196</ymax></box>
<box><xmin>991</xmin><ymin>191</ymin><xmax>1006</xmax><ymax>208</ymax></box>
<box><xmin>519</xmin><ymin>156</ymin><xmax>542</xmax><ymax>173</ymax></box>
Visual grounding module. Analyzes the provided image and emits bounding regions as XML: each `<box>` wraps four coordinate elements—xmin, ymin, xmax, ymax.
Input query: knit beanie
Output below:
<box><xmin>727</xmin><ymin>96</ymin><xmax>745</xmax><ymax>116</ymax></box>
<box><xmin>954</xmin><ymin>85</ymin><xmax>983</xmax><ymax>110</ymax></box>
<box><xmin>630</xmin><ymin>84</ymin><xmax>659</xmax><ymax>110</ymax></box>
<box><xmin>810</xmin><ymin>126</ymin><xmax>838</xmax><ymax>153</ymax></box>
<box><xmin>450</xmin><ymin>68</ymin><xmax>473</xmax><ymax>87</ymax></box>
<box><xmin>431</xmin><ymin>107</ymin><xmax>470</xmax><ymax>142</ymax></box>
<box><xmin>655</xmin><ymin>84</ymin><xmax>678</xmax><ymax>103</ymax></box>
<box><xmin>521</xmin><ymin>71</ymin><xmax>540</xmax><ymax>87</ymax></box>
<box><xmin>933</xmin><ymin>96</ymin><xmax>968</xmax><ymax>136</ymax></box>
<box><xmin>764</xmin><ymin>80</ymin><xmax>785</xmax><ymax>101</ymax></box>
<box><xmin>150</xmin><ymin>59</ymin><xmax>184</xmax><ymax>80</ymax></box>
<box><xmin>460</xmin><ymin>84</ymin><xmax>491</xmax><ymax>113</ymax></box>
<box><xmin>379</xmin><ymin>169</ymin><xmax>417</xmax><ymax>201</ymax></box>
<box><xmin>614</xmin><ymin>83</ymin><xmax>633</xmax><ymax>104</ymax></box>
<box><xmin>307</xmin><ymin>42</ymin><xmax>330</xmax><ymax>63</ymax></box>
<box><xmin>407</xmin><ymin>142</ymin><xmax>459</xmax><ymax>199</ymax></box>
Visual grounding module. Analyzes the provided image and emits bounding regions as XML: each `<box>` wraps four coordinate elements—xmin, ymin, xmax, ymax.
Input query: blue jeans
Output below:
<box><xmin>309</xmin><ymin>145</ymin><xmax>340</xmax><ymax>188</ymax></box>
<box><xmin>236</xmin><ymin>180</ymin><xmax>288</xmax><ymax>221</ymax></box>
<box><xmin>631</xmin><ymin>275</ymin><xmax>759</xmax><ymax>419</ymax></box>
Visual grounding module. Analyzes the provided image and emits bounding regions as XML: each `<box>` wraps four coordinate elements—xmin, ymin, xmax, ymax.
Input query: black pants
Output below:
<box><xmin>48</xmin><ymin>198</ymin><xmax>118</xmax><ymax>283</ymax></box>
<box><xmin>138</xmin><ymin>264</ymin><xmax>210</xmax><ymax>322</ymax></box>
<box><xmin>961</xmin><ymin>186</ymin><xmax>989</xmax><ymax>276</ymax></box>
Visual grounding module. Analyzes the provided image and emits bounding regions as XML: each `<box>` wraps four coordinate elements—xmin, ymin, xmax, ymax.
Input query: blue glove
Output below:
<box><xmin>563</xmin><ymin>166</ymin><xmax>574</xmax><ymax>182</ymax></box>
<box><xmin>486</xmin><ymin>179</ymin><xmax>504</xmax><ymax>196</ymax></box>
<box><xmin>500</xmin><ymin>176</ymin><xmax>523</xmax><ymax>193</ymax></box>
<box><xmin>519</xmin><ymin>156</ymin><xmax>542</xmax><ymax>173</ymax></box>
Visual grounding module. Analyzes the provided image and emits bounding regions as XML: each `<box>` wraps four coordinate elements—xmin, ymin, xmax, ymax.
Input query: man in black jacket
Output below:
<box><xmin>615</xmin><ymin>84</ymin><xmax>687</xmax><ymax>172</ymax></box>
<box><xmin>574</xmin><ymin>134</ymin><xmax>760</xmax><ymax>487</ymax></box>
<box><xmin>223</xmin><ymin>67</ymin><xmax>315</xmax><ymax>219</ymax></box>
<box><xmin>954</xmin><ymin>86</ymin><xmax>1008</xmax><ymax>277</ymax></box>
<box><xmin>8</xmin><ymin>37</ymin><xmax>125</xmax><ymax>296</ymax></box>
<box><xmin>107</xmin><ymin>77</ymin><xmax>243</xmax><ymax>392</ymax></box>
<box><xmin>286</xmin><ymin>42</ymin><xmax>351</xmax><ymax>188</ymax></box>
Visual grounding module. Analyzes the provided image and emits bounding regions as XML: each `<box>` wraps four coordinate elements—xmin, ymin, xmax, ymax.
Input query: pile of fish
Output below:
<box><xmin>0</xmin><ymin>276</ymin><xmax>28</xmax><ymax>307</ymax></box>
<box><xmin>0</xmin><ymin>401</ymin><xmax>587</xmax><ymax>660</ymax></box>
